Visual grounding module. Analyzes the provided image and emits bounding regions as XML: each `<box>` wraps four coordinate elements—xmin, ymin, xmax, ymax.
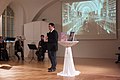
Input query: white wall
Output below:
<box><xmin>12</xmin><ymin>0</ymin><xmax>55</xmax><ymax>23</ymax></box>
<box><xmin>10</xmin><ymin>1</ymin><xmax>25</xmax><ymax>36</ymax></box>
<box><xmin>9</xmin><ymin>0</ymin><xmax>56</xmax><ymax>36</ymax></box>
<box><xmin>37</xmin><ymin>1</ymin><xmax>62</xmax><ymax>31</ymax></box>
<box><xmin>0</xmin><ymin>0</ymin><xmax>14</xmax><ymax>16</ymax></box>
<box><xmin>0</xmin><ymin>15</ymin><xmax>2</xmax><ymax>36</ymax></box>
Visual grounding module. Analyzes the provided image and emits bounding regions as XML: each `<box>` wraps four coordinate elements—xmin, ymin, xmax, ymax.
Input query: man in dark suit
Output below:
<box><xmin>14</xmin><ymin>36</ymin><xmax>24</xmax><ymax>61</ymax></box>
<box><xmin>47</xmin><ymin>23</ymin><xmax>58</xmax><ymax>72</ymax></box>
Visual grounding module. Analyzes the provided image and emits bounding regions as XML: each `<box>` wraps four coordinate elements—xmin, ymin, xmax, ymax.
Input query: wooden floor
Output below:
<box><xmin>0</xmin><ymin>57</ymin><xmax>120</xmax><ymax>80</ymax></box>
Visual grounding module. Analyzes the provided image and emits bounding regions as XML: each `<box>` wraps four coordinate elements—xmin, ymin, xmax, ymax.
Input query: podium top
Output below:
<box><xmin>58</xmin><ymin>41</ymin><xmax>79</xmax><ymax>47</ymax></box>
<box><xmin>5</xmin><ymin>37</ymin><xmax>16</xmax><ymax>42</ymax></box>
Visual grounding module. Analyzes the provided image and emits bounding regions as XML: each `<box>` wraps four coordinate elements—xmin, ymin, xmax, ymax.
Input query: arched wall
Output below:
<box><xmin>9</xmin><ymin>1</ymin><xmax>25</xmax><ymax>36</ymax></box>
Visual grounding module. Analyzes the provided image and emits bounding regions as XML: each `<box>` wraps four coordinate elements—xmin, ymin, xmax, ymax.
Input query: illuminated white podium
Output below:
<box><xmin>57</xmin><ymin>41</ymin><xmax>80</xmax><ymax>77</ymax></box>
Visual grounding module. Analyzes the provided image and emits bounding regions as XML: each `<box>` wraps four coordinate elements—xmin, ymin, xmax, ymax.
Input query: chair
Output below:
<box><xmin>115</xmin><ymin>47</ymin><xmax>120</xmax><ymax>63</ymax></box>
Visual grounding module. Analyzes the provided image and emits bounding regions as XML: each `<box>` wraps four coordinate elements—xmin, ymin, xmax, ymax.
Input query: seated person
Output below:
<box><xmin>0</xmin><ymin>36</ymin><xmax>3</xmax><ymax>60</ymax></box>
<box><xmin>0</xmin><ymin>36</ymin><xmax>9</xmax><ymax>61</ymax></box>
<box><xmin>36</xmin><ymin>35</ymin><xmax>47</xmax><ymax>61</ymax></box>
<box><xmin>14</xmin><ymin>36</ymin><xmax>24</xmax><ymax>61</ymax></box>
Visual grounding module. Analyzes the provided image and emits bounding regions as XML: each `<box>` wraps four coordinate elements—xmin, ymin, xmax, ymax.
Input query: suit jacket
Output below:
<box><xmin>47</xmin><ymin>30</ymin><xmax>58</xmax><ymax>51</ymax></box>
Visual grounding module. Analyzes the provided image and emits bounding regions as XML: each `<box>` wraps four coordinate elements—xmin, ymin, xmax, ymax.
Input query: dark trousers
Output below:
<box><xmin>15</xmin><ymin>50</ymin><xmax>24</xmax><ymax>60</ymax></box>
<box><xmin>36</xmin><ymin>48</ymin><xmax>46</xmax><ymax>61</ymax></box>
<box><xmin>48</xmin><ymin>50</ymin><xmax>57</xmax><ymax>69</ymax></box>
<box><xmin>0</xmin><ymin>49</ymin><xmax>9</xmax><ymax>61</ymax></box>
<box><xmin>2</xmin><ymin>49</ymin><xmax>9</xmax><ymax>61</ymax></box>
<box><xmin>118</xmin><ymin>55</ymin><xmax>120</xmax><ymax>61</ymax></box>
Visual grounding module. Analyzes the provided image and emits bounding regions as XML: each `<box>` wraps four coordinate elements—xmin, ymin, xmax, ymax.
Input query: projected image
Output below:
<box><xmin>62</xmin><ymin>0</ymin><xmax>116</xmax><ymax>39</ymax></box>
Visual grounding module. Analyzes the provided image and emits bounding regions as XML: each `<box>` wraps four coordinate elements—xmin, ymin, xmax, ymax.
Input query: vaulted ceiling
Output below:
<box><xmin>0</xmin><ymin>0</ymin><xmax>59</xmax><ymax>22</ymax></box>
<box><xmin>0</xmin><ymin>0</ymin><xmax>14</xmax><ymax>16</ymax></box>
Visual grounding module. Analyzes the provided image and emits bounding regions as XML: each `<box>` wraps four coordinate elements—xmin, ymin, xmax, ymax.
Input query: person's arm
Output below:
<box><xmin>21</xmin><ymin>41</ymin><xmax>24</xmax><ymax>49</ymax></box>
<box><xmin>38</xmin><ymin>41</ymin><xmax>41</xmax><ymax>48</ymax></box>
<box><xmin>14</xmin><ymin>41</ymin><xmax>17</xmax><ymax>51</ymax></box>
<box><xmin>21</xmin><ymin>41</ymin><xmax>24</xmax><ymax>47</ymax></box>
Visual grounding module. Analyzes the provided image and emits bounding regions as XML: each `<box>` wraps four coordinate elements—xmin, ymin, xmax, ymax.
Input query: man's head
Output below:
<box><xmin>48</xmin><ymin>23</ymin><xmax>55</xmax><ymax>31</ymax></box>
<box><xmin>16</xmin><ymin>36</ymin><xmax>22</xmax><ymax>41</ymax></box>
<box><xmin>41</xmin><ymin>35</ymin><xmax>44</xmax><ymax>39</ymax></box>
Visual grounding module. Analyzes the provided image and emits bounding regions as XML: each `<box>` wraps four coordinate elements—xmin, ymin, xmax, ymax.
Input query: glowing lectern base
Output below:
<box><xmin>57</xmin><ymin>41</ymin><xmax>80</xmax><ymax>77</ymax></box>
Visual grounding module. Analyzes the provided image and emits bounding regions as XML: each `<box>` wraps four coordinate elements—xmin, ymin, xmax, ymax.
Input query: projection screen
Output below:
<box><xmin>62</xmin><ymin>0</ymin><xmax>116</xmax><ymax>39</ymax></box>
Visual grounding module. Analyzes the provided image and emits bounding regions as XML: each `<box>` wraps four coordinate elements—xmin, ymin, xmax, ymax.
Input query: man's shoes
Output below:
<box><xmin>48</xmin><ymin>67</ymin><xmax>52</xmax><ymax>70</ymax></box>
<box><xmin>48</xmin><ymin>68</ymin><xmax>56</xmax><ymax>72</ymax></box>
<box><xmin>48</xmin><ymin>67</ymin><xmax>56</xmax><ymax>72</ymax></box>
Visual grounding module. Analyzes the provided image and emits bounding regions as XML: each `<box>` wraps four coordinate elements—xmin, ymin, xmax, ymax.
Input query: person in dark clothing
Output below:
<box><xmin>0</xmin><ymin>36</ymin><xmax>9</xmax><ymax>61</ymax></box>
<box><xmin>0</xmin><ymin>36</ymin><xmax>3</xmax><ymax>61</ymax></box>
<box><xmin>47</xmin><ymin>23</ymin><xmax>58</xmax><ymax>72</ymax></box>
<box><xmin>36</xmin><ymin>35</ymin><xmax>47</xmax><ymax>61</ymax></box>
<box><xmin>1</xmin><ymin>43</ymin><xmax>9</xmax><ymax>61</ymax></box>
<box><xmin>14</xmin><ymin>36</ymin><xmax>24</xmax><ymax>61</ymax></box>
